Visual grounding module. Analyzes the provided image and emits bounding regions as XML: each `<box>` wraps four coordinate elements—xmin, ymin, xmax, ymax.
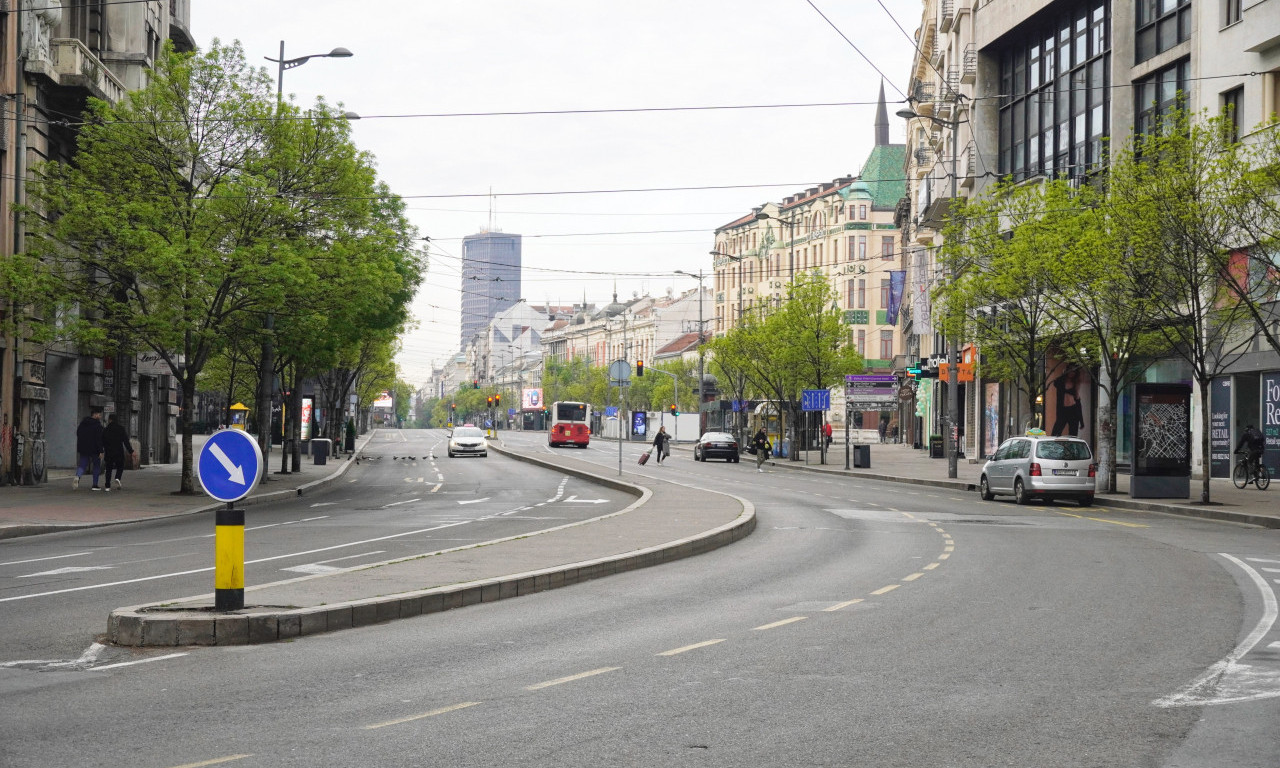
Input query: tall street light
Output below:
<box><xmin>897</xmin><ymin>101</ymin><xmax>963</xmax><ymax>480</ymax></box>
<box><xmin>256</xmin><ymin>41</ymin><xmax>353</xmax><ymax>466</ymax></box>
<box><xmin>675</xmin><ymin>270</ymin><xmax>707</xmax><ymax>433</ymax></box>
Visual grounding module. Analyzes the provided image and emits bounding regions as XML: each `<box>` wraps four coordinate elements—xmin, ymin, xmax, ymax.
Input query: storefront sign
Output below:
<box><xmin>1263</xmin><ymin>373</ymin><xmax>1280</xmax><ymax>477</ymax></box>
<box><xmin>1209</xmin><ymin>377</ymin><xmax>1232</xmax><ymax>478</ymax></box>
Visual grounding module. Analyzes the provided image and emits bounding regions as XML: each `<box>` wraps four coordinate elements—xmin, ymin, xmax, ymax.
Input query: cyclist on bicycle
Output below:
<box><xmin>1235</xmin><ymin>424</ymin><xmax>1265</xmax><ymax>479</ymax></box>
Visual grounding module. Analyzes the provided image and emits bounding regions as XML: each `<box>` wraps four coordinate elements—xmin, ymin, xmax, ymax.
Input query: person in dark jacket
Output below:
<box><xmin>1235</xmin><ymin>424</ymin><xmax>1265</xmax><ymax>480</ymax></box>
<box><xmin>101</xmin><ymin>414</ymin><xmax>134</xmax><ymax>492</ymax></box>
<box><xmin>652</xmin><ymin>426</ymin><xmax>671</xmax><ymax>465</ymax></box>
<box><xmin>74</xmin><ymin>408</ymin><xmax>105</xmax><ymax>491</ymax></box>
<box><xmin>752</xmin><ymin>428</ymin><xmax>771</xmax><ymax>472</ymax></box>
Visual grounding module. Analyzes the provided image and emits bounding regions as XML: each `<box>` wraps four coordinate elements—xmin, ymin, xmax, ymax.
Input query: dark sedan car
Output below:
<box><xmin>694</xmin><ymin>432</ymin><xmax>739</xmax><ymax>463</ymax></box>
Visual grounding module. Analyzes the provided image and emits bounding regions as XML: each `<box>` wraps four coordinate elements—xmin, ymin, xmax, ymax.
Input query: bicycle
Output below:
<box><xmin>1232</xmin><ymin>451</ymin><xmax>1270</xmax><ymax>490</ymax></box>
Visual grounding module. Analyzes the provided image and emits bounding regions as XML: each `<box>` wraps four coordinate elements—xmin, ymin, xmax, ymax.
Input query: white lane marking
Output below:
<box><xmin>657</xmin><ymin>639</ymin><xmax>725</xmax><ymax>656</ymax></box>
<box><xmin>1155</xmin><ymin>553</ymin><xmax>1280</xmax><ymax>707</ymax></box>
<box><xmin>823</xmin><ymin>598</ymin><xmax>864</xmax><ymax>612</ymax></box>
<box><xmin>282</xmin><ymin>564</ymin><xmax>340</xmax><ymax>575</ymax></box>
<box><xmin>430</xmin><ymin>483</ymin><xmax>442</xmax><ymax>493</ymax></box>
<box><xmin>310</xmin><ymin>503</ymin><xmax>337</xmax><ymax>508</ymax></box>
<box><xmin>436</xmin><ymin>474</ymin><xmax>444</xmax><ymax>482</ymax></box>
<box><xmin>1248</xmin><ymin>558</ymin><xmax>1280</xmax><ymax>564</ymax></box>
<box><xmin>0</xmin><ymin>552</ymin><xmax>93</xmax><ymax>567</ymax></box>
<box><xmin>457</xmin><ymin>498</ymin><xmax>491</xmax><ymax>505</ymax></box>
<box><xmin>563</xmin><ymin>496</ymin><xmax>608</xmax><ymax>504</ymax></box>
<box><xmin>753</xmin><ymin>617</ymin><xmax>807</xmax><ymax>631</ymax></box>
<box><xmin>19</xmin><ymin>565</ymin><xmax>114</xmax><ymax>578</ymax></box>
<box><xmin>363</xmin><ymin>701</ymin><xmax>481</xmax><ymax>730</ymax></box>
<box><xmin>380</xmin><ymin>498</ymin><xmax>421</xmax><ymax>508</ymax></box>
<box><xmin>0</xmin><ymin>521</ymin><xmax>471</xmax><ymax>603</ymax></box>
<box><xmin>526</xmin><ymin>667</ymin><xmax>620</xmax><ymax>691</ymax></box>
<box><xmin>93</xmin><ymin>653</ymin><xmax>189</xmax><ymax>672</ymax></box>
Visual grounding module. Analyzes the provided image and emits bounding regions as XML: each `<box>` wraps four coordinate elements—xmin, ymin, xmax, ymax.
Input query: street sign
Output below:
<box><xmin>197</xmin><ymin>429</ymin><xmax>263</xmax><ymax>504</ymax></box>
<box><xmin>608</xmin><ymin>359</ymin><xmax>632</xmax><ymax>385</ymax></box>
<box><xmin>801</xmin><ymin>389</ymin><xmax>831</xmax><ymax>412</ymax></box>
<box><xmin>845</xmin><ymin>374</ymin><xmax>898</xmax><ymax>412</ymax></box>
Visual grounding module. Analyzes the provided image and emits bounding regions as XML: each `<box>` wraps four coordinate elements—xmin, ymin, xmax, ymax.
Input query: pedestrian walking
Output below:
<box><xmin>878</xmin><ymin>420</ymin><xmax>888</xmax><ymax>444</ymax></box>
<box><xmin>74</xmin><ymin>407</ymin><xmax>105</xmax><ymax>491</ymax></box>
<box><xmin>652</xmin><ymin>426</ymin><xmax>671</xmax><ymax>465</ymax></box>
<box><xmin>101</xmin><ymin>414</ymin><xmax>135</xmax><ymax>492</ymax></box>
<box><xmin>751</xmin><ymin>427</ymin><xmax>771</xmax><ymax>472</ymax></box>
<box><xmin>823</xmin><ymin>421</ymin><xmax>833</xmax><ymax>449</ymax></box>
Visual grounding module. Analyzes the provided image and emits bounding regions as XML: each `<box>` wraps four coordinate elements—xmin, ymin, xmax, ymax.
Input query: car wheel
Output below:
<box><xmin>447</xmin><ymin>451</ymin><xmax>455</xmax><ymax>458</ymax></box>
<box><xmin>979</xmin><ymin>476</ymin><xmax>994</xmax><ymax>501</ymax></box>
<box><xmin>1013</xmin><ymin>479</ymin><xmax>1028</xmax><ymax>505</ymax></box>
<box><xmin>1078</xmin><ymin>495</ymin><xmax>1093</xmax><ymax>507</ymax></box>
<box><xmin>481</xmin><ymin>452</ymin><xmax>488</xmax><ymax>458</ymax></box>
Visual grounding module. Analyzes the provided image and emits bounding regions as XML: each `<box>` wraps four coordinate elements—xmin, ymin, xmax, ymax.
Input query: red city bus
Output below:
<box><xmin>548</xmin><ymin>401</ymin><xmax>591</xmax><ymax>448</ymax></box>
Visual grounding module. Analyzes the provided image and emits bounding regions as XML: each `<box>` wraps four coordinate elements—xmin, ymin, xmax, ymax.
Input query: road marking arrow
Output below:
<box><xmin>563</xmin><ymin>496</ymin><xmax>608</xmax><ymax>504</ymax></box>
<box><xmin>209</xmin><ymin>443</ymin><xmax>246</xmax><ymax>485</ymax></box>
<box><xmin>20</xmin><ymin>566</ymin><xmax>113</xmax><ymax>578</ymax></box>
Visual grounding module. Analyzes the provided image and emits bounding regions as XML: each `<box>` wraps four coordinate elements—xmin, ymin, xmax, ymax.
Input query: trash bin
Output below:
<box><xmin>852</xmin><ymin>444</ymin><xmax>871</xmax><ymax>468</ymax></box>
<box><xmin>929</xmin><ymin>435</ymin><xmax>944</xmax><ymax>459</ymax></box>
<box><xmin>312</xmin><ymin>438</ymin><xmax>331</xmax><ymax>466</ymax></box>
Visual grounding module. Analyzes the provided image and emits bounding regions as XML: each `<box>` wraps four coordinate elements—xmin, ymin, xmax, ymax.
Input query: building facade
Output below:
<box><xmin>460</xmin><ymin>231</ymin><xmax>522</xmax><ymax>348</ymax></box>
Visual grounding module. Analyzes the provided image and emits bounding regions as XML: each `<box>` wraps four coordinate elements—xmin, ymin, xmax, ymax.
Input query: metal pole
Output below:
<box><xmin>844</xmin><ymin>402</ymin><xmax>852</xmax><ymax>470</ymax></box>
<box><xmin>696</xmin><ymin>270</ymin><xmax>704</xmax><ymax>439</ymax></box>
<box><xmin>946</xmin><ymin>115</ymin><xmax>960</xmax><ymax>480</ymax></box>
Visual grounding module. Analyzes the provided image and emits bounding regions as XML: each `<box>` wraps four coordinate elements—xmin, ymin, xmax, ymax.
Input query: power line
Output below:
<box><xmin>803</xmin><ymin>0</ymin><xmax>908</xmax><ymax>99</ymax></box>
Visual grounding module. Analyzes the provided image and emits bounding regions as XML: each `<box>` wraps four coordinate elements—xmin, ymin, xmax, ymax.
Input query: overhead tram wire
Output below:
<box><xmin>802</xmin><ymin>0</ymin><xmax>908</xmax><ymax>99</ymax></box>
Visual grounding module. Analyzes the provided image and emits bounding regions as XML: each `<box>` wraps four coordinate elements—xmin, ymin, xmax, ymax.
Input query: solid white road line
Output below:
<box><xmin>0</xmin><ymin>552</ymin><xmax>93</xmax><ymax>567</ymax></box>
<box><xmin>93</xmin><ymin>652</ymin><xmax>189</xmax><ymax>671</ymax></box>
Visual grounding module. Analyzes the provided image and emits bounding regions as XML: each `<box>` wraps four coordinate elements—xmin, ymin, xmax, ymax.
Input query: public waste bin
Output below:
<box><xmin>929</xmin><ymin>435</ymin><xmax>944</xmax><ymax>459</ymax></box>
<box><xmin>312</xmin><ymin>438</ymin><xmax>332</xmax><ymax>466</ymax></box>
<box><xmin>852</xmin><ymin>444</ymin><xmax>871</xmax><ymax>468</ymax></box>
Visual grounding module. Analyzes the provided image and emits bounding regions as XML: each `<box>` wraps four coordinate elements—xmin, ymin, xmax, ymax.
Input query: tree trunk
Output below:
<box><xmin>180</xmin><ymin>374</ymin><xmax>197</xmax><ymax>494</ymax></box>
<box><xmin>1198</xmin><ymin>380</ymin><xmax>1212</xmax><ymax>504</ymax></box>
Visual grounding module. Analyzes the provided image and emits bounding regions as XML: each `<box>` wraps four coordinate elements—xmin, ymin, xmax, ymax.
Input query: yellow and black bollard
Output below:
<box><xmin>214</xmin><ymin>504</ymin><xmax>245</xmax><ymax>610</ymax></box>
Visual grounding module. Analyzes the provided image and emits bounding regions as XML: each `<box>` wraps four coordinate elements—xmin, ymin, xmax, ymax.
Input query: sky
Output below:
<box><xmin>191</xmin><ymin>1</ymin><xmax>920</xmax><ymax>387</ymax></box>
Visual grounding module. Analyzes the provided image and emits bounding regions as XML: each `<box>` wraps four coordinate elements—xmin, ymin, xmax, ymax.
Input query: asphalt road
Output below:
<box><xmin>2</xmin><ymin>428</ymin><xmax>1279</xmax><ymax>767</ymax></box>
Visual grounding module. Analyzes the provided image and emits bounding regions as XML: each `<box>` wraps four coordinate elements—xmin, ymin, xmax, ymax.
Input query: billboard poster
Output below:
<box><xmin>983</xmin><ymin>383</ymin><xmax>1000</xmax><ymax>458</ymax></box>
<box><xmin>301</xmin><ymin>397</ymin><xmax>314</xmax><ymax>441</ymax></box>
<box><xmin>632</xmin><ymin>411</ymin><xmax>647</xmax><ymax>436</ymax></box>
<box><xmin>1044</xmin><ymin>359</ymin><xmax>1091</xmax><ymax>442</ymax></box>
<box><xmin>522</xmin><ymin>388</ymin><xmax>543</xmax><ymax>411</ymax></box>
<box><xmin>1263</xmin><ymin>373</ymin><xmax>1280</xmax><ymax>477</ymax></box>
<box><xmin>1209</xmin><ymin>377</ymin><xmax>1232</xmax><ymax>478</ymax></box>
<box><xmin>373</xmin><ymin>390</ymin><xmax>394</xmax><ymax>409</ymax></box>
<box><xmin>1132</xmin><ymin>383</ymin><xmax>1191</xmax><ymax>477</ymax></box>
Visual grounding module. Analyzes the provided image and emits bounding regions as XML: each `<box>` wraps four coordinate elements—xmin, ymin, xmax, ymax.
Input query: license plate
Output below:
<box><xmin>1053</xmin><ymin>469</ymin><xmax>1077</xmax><ymax>476</ymax></box>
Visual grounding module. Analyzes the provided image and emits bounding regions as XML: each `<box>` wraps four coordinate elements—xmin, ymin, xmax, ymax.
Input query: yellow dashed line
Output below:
<box><xmin>430</xmin><ymin>483</ymin><xmax>442</xmax><ymax>492</ymax></box>
<box><xmin>923</xmin><ymin>562</ymin><xmax>940</xmax><ymax>570</ymax></box>
<box><xmin>938</xmin><ymin>553</ymin><xmax>951</xmax><ymax>560</ymax></box>
<box><xmin>903</xmin><ymin>572</ymin><xmax>924</xmax><ymax>581</ymax></box>
<box><xmin>753</xmin><ymin>616</ymin><xmax>808</xmax><ymax>631</ymax></box>
<box><xmin>823</xmin><ymin>598</ymin><xmax>865</xmax><ymax>611</ymax></box>
<box><xmin>364</xmin><ymin>701</ymin><xmax>481</xmax><ymax>730</ymax></box>
<box><xmin>870</xmin><ymin>584</ymin><xmax>900</xmax><ymax>595</ymax></box>
<box><xmin>526</xmin><ymin>667</ymin><xmax>620</xmax><ymax>690</ymax></box>
<box><xmin>1052</xmin><ymin>510</ymin><xmax>1148</xmax><ymax>528</ymax></box>
<box><xmin>657</xmin><ymin>639</ymin><xmax>725</xmax><ymax>656</ymax></box>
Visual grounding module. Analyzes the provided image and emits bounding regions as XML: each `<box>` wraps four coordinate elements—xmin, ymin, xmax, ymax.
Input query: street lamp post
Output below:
<box><xmin>675</xmin><ymin>270</ymin><xmax>708</xmax><ymax>435</ymax></box>
<box><xmin>897</xmin><ymin>102</ymin><xmax>963</xmax><ymax>480</ymax></box>
<box><xmin>255</xmin><ymin>41</ymin><xmax>353</xmax><ymax>471</ymax></box>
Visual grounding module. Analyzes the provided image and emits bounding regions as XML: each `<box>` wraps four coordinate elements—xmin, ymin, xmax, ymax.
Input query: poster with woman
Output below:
<box><xmin>1044</xmin><ymin>361</ymin><xmax>1092</xmax><ymax>443</ymax></box>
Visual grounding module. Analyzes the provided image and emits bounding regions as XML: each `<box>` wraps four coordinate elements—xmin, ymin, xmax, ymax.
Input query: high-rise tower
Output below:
<box><xmin>460</xmin><ymin>231</ymin><xmax>522</xmax><ymax>346</ymax></box>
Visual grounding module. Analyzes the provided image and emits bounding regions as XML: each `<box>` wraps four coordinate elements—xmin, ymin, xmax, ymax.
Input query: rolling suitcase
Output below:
<box><xmin>638</xmin><ymin>451</ymin><xmax>651</xmax><ymax>465</ymax></box>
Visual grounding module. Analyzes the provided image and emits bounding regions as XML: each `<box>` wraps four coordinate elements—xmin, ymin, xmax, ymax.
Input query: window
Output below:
<box><xmin>880</xmin><ymin>279</ymin><xmax>891</xmax><ymax>309</ymax></box>
<box><xmin>858</xmin><ymin>236</ymin><xmax>867</xmax><ymax>260</ymax></box>
<box><xmin>879</xmin><ymin>331</ymin><xmax>894</xmax><ymax>360</ymax></box>
<box><xmin>881</xmin><ymin>237</ymin><xmax>895</xmax><ymax>259</ymax></box>
<box><xmin>847</xmin><ymin>280</ymin><xmax>857</xmax><ymax>307</ymax></box>
<box><xmin>847</xmin><ymin>235</ymin><xmax>857</xmax><ymax>262</ymax></box>
<box><xmin>998</xmin><ymin>1</ymin><xmax>1109</xmax><ymax>181</ymax></box>
<box><xmin>856</xmin><ymin>329</ymin><xmax>866</xmax><ymax>356</ymax></box>
<box><xmin>859</xmin><ymin>205</ymin><xmax>868</xmax><ymax>220</ymax></box>
<box><xmin>857</xmin><ymin>279</ymin><xmax>866</xmax><ymax>309</ymax></box>
<box><xmin>1221</xmin><ymin>86</ymin><xmax>1243</xmax><ymax>142</ymax></box>
<box><xmin>1225</xmin><ymin>0</ymin><xmax>1241</xmax><ymax>25</ymax></box>
<box><xmin>1137</xmin><ymin>0</ymin><xmax>1191</xmax><ymax>63</ymax></box>
<box><xmin>1135</xmin><ymin>58</ymin><xmax>1189</xmax><ymax>135</ymax></box>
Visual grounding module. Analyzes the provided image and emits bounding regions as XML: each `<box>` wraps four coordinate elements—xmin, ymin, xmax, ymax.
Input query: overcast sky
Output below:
<box><xmin>191</xmin><ymin>1</ymin><xmax>919</xmax><ymax>386</ymax></box>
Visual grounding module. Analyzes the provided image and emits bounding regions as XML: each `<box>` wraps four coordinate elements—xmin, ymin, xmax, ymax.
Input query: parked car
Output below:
<box><xmin>979</xmin><ymin>432</ymin><xmax>1095</xmax><ymax>506</ymax></box>
<box><xmin>448</xmin><ymin>426</ymin><xmax>488</xmax><ymax>458</ymax></box>
<box><xmin>694</xmin><ymin>431</ymin><xmax>739</xmax><ymax>463</ymax></box>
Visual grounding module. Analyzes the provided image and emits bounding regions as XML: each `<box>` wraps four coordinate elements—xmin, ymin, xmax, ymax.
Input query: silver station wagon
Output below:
<box><xmin>979</xmin><ymin>432</ymin><xmax>1096</xmax><ymax>506</ymax></box>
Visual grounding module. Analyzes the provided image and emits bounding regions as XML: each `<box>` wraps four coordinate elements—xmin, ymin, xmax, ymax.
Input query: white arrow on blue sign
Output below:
<box><xmin>801</xmin><ymin>389</ymin><xmax>831</xmax><ymax>412</ymax></box>
<box><xmin>197</xmin><ymin>429</ymin><xmax>264</xmax><ymax>503</ymax></box>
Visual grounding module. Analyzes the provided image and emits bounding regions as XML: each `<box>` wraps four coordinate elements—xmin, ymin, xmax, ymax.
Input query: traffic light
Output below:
<box><xmin>669</xmin><ymin>404</ymin><xmax>678</xmax><ymax>417</ymax></box>
<box><xmin>487</xmin><ymin>395</ymin><xmax>494</xmax><ymax>407</ymax></box>
<box><xmin>494</xmin><ymin>394</ymin><xmax>501</xmax><ymax>407</ymax></box>
<box><xmin>636</xmin><ymin>360</ymin><xmax>644</xmax><ymax>377</ymax></box>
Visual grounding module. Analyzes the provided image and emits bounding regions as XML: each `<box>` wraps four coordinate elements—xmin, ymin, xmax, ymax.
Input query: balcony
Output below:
<box><xmin>961</xmin><ymin>44</ymin><xmax>977</xmax><ymax>84</ymax></box>
<box><xmin>960</xmin><ymin>143</ymin><xmax>977</xmax><ymax>189</ymax></box>
<box><xmin>914</xmin><ymin>146</ymin><xmax>934</xmax><ymax>167</ymax></box>
<box><xmin>44</xmin><ymin>38</ymin><xmax>126</xmax><ymax>104</ymax></box>
<box><xmin>940</xmin><ymin>0</ymin><xmax>955</xmax><ymax>32</ymax></box>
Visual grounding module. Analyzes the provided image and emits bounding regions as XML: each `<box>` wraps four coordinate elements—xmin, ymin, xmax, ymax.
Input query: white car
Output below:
<box><xmin>448</xmin><ymin>426</ymin><xmax>488</xmax><ymax>458</ymax></box>
<box><xmin>979</xmin><ymin>432</ymin><xmax>1095</xmax><ymax>506</ymax></box>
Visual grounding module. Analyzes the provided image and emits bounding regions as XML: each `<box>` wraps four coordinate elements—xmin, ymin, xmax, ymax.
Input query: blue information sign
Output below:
<box><xmin>801</xmin><ymin>389</ymin><xmax>831</xmax><ymax>412</ymax></box>
<box><xmin>197</xmin><ymin>429</ymin><xmax>264</xmax><ymax>503</ymax></box>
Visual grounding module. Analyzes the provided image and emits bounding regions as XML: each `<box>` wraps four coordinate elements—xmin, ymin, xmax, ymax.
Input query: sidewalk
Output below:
<box><xmin>751</xmin><ymin>438</ymin><xmax>1280</xmax><ymax>529</ymax></box>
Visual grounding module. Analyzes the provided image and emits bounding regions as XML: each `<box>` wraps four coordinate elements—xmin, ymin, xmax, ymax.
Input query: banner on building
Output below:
<box><xmin>522</xmin><ymin>388</ymin><xmax>543</xmax><ymax>411</ymax></box>
<box><xmin>886</xmin><ymin>270</ymin><xmax>906</xmax><ymax>326</ymax></box>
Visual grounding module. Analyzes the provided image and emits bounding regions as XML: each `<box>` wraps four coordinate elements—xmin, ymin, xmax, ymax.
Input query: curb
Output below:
<box><xmin>106</xmin><ymin>444</ymin><xmax>756</xmax><ymax>647</ymax></box>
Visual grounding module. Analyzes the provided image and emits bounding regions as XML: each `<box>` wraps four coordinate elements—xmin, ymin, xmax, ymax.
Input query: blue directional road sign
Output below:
<box><xmin>801</xmin><ymin>389</ymin><xmax>831</xmax><ymax>412</ymax></box>
<box><xmin>197</xmin><ymin>429</ymin><xmax>264</xmax><ymax>503</ymax></box>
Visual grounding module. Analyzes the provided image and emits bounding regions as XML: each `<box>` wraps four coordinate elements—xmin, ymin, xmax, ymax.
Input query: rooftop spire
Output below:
<box><xmin>875</xmin><ymin>80</ymin><xmax>889</xmax><ymax>147</ymax></box>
